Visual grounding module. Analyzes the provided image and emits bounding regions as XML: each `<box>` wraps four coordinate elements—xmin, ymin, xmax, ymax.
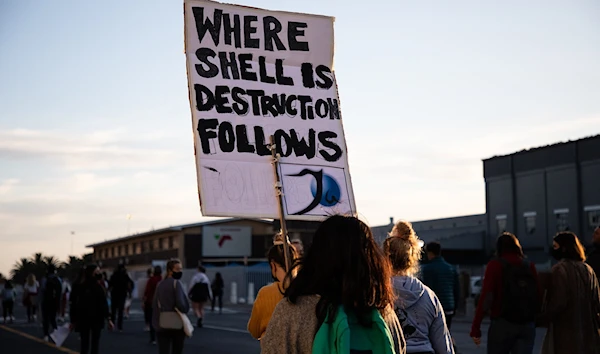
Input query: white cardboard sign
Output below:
<box><xmin>184</xmin><ymin>0</ymin><xmax>356</xmax><ymax>220</ymax></box>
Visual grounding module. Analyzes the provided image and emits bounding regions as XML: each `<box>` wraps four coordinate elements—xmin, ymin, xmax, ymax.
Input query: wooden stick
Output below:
<box><xmin>269</xmin><ymin>135</ymin><xmax>291</xmax><ymax>272</ymax></box>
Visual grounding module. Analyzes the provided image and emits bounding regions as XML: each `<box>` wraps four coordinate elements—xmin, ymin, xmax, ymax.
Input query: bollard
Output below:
<box><xmin>248</xmin><ymin>283</ymin><xmax>255</xmax><ymax>305</ymax></box>
<box><xmin>230</xmin><ymin>282</ymin><xmax>238</xmax><ymax>305</ymax></box>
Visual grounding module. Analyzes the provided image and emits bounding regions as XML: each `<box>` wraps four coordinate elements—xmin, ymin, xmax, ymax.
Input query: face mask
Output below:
<box><xmin>95</xmin><ymin>273</ymin><xmax>103</xmax><ymax>280</ymax></box>
<box><xmin>550</xmin><ymin>248</ymin><xmax>563</xmax><ymax>260</ymax></box>
<box><xmin>172</xmin><ymin>271</ymin><xmax>183</xmax><ymax>280</ymax></box>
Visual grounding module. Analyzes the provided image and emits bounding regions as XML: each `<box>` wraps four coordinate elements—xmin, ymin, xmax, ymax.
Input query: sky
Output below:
<box><xmin>0</xmin><ymin>0</ymin><xmax>599</xmax><ymax>276</ymax></box>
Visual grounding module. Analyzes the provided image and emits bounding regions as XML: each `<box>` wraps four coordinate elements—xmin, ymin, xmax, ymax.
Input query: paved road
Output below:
<box><xmin>1</xmin><ymin>301</ymin><xmax>545</xmax><ymax>354</ymax></box>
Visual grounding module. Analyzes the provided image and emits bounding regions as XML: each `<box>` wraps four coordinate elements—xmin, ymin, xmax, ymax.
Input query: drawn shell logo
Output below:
<box><xmin>286</xmin><ymin>169</ymin><xmax>341</xmax><ymax>215</ymax></box>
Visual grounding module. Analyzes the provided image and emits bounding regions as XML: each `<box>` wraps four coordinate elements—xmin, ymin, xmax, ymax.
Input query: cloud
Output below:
<box><xmin>0</xmin><ymin>178</ymin><xmax>19</xmax><ymax>195</ymax></box>
<box><xmin>0</xmin><ymin>128</ymin><xmax>182</xmax><ymax>170</ymax></box>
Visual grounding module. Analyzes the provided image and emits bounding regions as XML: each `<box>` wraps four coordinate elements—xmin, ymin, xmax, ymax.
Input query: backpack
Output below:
<box><xmin>313</xmin><ymin>306</ymin><xmax>395</xmax><ymax>354</ymax></box>
<box><xmin>190</xmin><ymin>282</ymin><xmax>210</xmax><ymax>303</ymax></box>
<box><xmin>499</xmin><ymin>258</ymin><xmax>538</xmax><ymax>323</ymax></box>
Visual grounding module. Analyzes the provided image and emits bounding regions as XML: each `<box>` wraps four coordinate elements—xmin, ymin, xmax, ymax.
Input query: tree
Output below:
<box><xmin>11</xmin><ymin>258</ymin><xmax>34</xmax><ymax>285</ymax></box>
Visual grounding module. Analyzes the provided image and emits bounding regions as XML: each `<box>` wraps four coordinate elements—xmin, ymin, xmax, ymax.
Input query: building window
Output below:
<box><xmin>524</xmin><ymin>212</ymin><xmax>536</xmax><ymax>235</ymax></box>
<box><xmin>148</xmin><ymin>240</ymin><xmax>154</xmax><ymax>252</ymax></box>
<box><xmin>496</xmin><ymin>214</ymin><xmax>507</xmax><ymax>234</ymax></box>
<box><xmin>168</xmin><ymin>236</ymin><xmax>174</xmax><ymax>249</ymax></box>
<box><xmin>172</xmin><ymin>236</ymin><xmax>179</xmax><ymax>249</ymax></box>
<box><xmin>153</xmin><ymin>239</ymin><xmax>159</xmax><ymax>250</ymax></box>
<box><xmin>585</xmin><ymin>206</ymin><xmax>600</xmax><ymax>231</ymax></box>
<box><xmin>135</xmin><ymin>243</ymin><xmax>141</xmax><ymax>254</ymax></box>
<box><xmin>554</xmin><ymin>208</ymin><xmax>569</xmax><ymax>232</ymax></box>
<box><xmin>160</xmin><ymin>238</ymin><xmax>168</xmax><ymax>250</ymax></box>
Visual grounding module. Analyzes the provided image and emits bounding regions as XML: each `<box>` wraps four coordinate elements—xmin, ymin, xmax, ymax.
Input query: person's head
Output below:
<box><xmin>26</xmin><ymin>274</ymin><xmax>36</xmax><ymax>286</ymax></box>
<box><xmin>496</xmin><ymin>232</ymin><xmax>524</xmax><ymax>258</ymax></box>
<box><xmin>84</xmin><ymin>264</ymin><xmax>101</xmax><ymax>283</ymax></box>
<box><xmin>425</xmin><ymin>241</ymin><xmax>442</xmax><ymax>261</ymax></box>
<box><xmin>215</xmin><ymin>272</ymin><xmax>222</xmax><ymax>281</ymax></box>
<box><xmin>593</xmin><ymin>226</ymin><xmax>600</xmax><ymax>245</ymax></box>
<box><xmin>117</xmin><ymin>264</ymin><xmax>126</xmax><ymax>273</ymax></box>
<box><xmin>147</xmin><ymin>268</ymin><xmax>153</xmax><ymax>277</ymax></box>
<box><xmin>384</xmin><ymin>221</ymin><xmax>422</xmax><ymax>276</ymax></box>
<box><xmin>47</xmin><ymin>264</ymin><xmax>56</xmax><ymax>275</ymax></box>
<box><xmin>285</xmin><ymin>215</ymin><xmax>394</xmax><ymax>328</ymax></box>
<box><xmin>291</xmin><ymin>239</ymin><xmax>304</xmax><ymax>256</ymax></box>
<box><xmin>267</xmin><ymin>242</ymin><xmax>298</xmax><ymax>284</ymax></box>
<box><xmin>167</xmin><ymin>259</ymin><xmax>183</xmax><ymax>280</ymax></box>
<box><xmin>153</xmin><ymin>265</ymin><xmax>162</xmax><ymax>277</ymax></box>
<box><xmin>552</xmin><ymin>232</ymin><xmax>586</xmax><ymax>261</ymax></box>
<box><xmin>198</xmin><ymin>265</ymin><xmax>206</xmax><ymax>274</ymax></box>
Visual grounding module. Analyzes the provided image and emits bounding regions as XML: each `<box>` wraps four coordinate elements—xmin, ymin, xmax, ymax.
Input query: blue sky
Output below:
<box><xmin>1</xmin><ymin>0</ymin><xmax>599</xmax><ymax>275</ymax></box>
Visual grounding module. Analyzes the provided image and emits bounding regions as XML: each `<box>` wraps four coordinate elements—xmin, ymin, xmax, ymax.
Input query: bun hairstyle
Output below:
<box><xmin>383</xmin><ymin>220</ymin><xmax>422</xmax><ymax>276</ymax></box>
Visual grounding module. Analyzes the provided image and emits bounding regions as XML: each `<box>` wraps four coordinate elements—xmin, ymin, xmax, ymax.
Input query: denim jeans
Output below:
<box><xmin>487</xmin><ymin>318</ymin><xmax>535</xmax><ymax>354</ymax></box>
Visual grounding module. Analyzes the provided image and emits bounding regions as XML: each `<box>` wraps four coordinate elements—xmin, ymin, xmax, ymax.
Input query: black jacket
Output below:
<box><xmin>70</xmin><ymin>281</ymin><xmax>109</xmax><ymax>330</ymax></box>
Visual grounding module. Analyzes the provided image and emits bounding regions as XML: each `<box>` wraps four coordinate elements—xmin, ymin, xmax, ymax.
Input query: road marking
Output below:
<box><xmin>203</xmin><ymin>325</ymin><xmax>249</xmax><ymax>334</ymax></box>
<box><xmin>0</xmin><ymin>325</ymin><xmax>78</xmax><ymax>354</ymax></box>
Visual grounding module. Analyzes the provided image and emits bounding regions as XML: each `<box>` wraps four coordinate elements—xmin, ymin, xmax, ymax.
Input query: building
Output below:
<box><xmin>373</xmin><ymin>215</ymin><xmax>487</xmax><ymax>266</ymax></box>
<box><xmin>484</xmin><ymin>135</ymin><xmax>600</xmax><ymax>261</ymax></box>
<box><xmin>87</xmin><ymin>218</ymin><xmax>274</xmax><ymax>274</ymax></box>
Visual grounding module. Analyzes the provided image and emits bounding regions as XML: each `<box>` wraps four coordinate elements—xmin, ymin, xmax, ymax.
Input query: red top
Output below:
<box><xmin>144</xmin><ymin>275</ymin><xmax>162</xmax><ymax>305</ymax></box>
<box><xmin>470</xmin><ymin>253</ymin><xmax>541</xmax><ymax>338</ymax></box>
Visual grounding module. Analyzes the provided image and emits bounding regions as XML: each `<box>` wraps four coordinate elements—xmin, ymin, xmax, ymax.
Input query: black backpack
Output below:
<box><xmin>499</xmin><ymin>258</ymin><xmax>538</xmax><ymax>323</ymax></box>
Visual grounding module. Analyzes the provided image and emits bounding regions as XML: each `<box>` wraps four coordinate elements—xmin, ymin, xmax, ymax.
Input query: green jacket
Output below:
<box><xmin>313</xmin><ymin>305</ymin><xmax>396</xmax><ymax>354</ymax></box>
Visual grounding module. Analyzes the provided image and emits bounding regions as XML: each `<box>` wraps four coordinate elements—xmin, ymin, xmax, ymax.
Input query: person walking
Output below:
<box><xmin>188</xmin><ymin>266</ymin><xmax>211</xmax><ymax>328</ymax></box>
<box><xmin>108</xmin><ymin>264</ymin><xmax>133</xmax><ymax>331</ymax></box>
<box><xmin>70</xmin><ymin>264</ymin><xmax>114</xmax><ymax>354</ymax></box>
<box><xmin>586</xmin><ymin>226</ymin><xmax>600</xmax><ymax>278</ymax></box>
<box><xmin>540</xmin><ymin>231</ymin><xmax>600</xmax><ymax>354</ymax></box>
<box><xmin>143</xmin><ymin>268</ymin><xmax>153</xmax><ymax>332</ymax></box>
<box><xmin>470</xmin><ymin>232</ymin><xmax>540</xmax><ymax>354</ymax></box>
<box><xmin>152</xmin><ymin>259</ymin><xmax>190</xmax><ymax>354</ymax></box>
<box><xmin>211</xmin><ymin>272</ymin><xmax>224</xmax><ymax>313</ymax></box>
<box><xmin>144</xmin><ymin>266</ymin><xmax>162</xmax><ymax>345</ymax></box>
<box><xmin>23</xmin><ymin>274</ymin><xmax>39</xmax><ymax>323</ymax></box>
<box><xmin>2</xmin><ymin>280</ymin><xmax>16</xmax><ymax>323</ymax></box>
<box><xmin>421</xmin><ymin>241</ymin><xmax>460</xmax><ymax>351</ymax></box>
<box><xmin>41</xmin><ymin>264</ymin><xmax>62</xmax><ymax>342</ymax></box>
<box><xmin>261</xmin><ymin>215</ymin><xmax>406</xmax><ymax>354</ymax></box>
<box><xmin>385</xmin><ymin>222</ymin><xmax>454</xmax><ymax>354</ymax></box>
<box><xmin>248</xmin><ymin>242</ymin><xmax>298</xmax><ymax>339</ymax></box>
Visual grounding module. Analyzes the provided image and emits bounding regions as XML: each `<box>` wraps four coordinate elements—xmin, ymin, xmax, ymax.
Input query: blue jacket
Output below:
<box><xmin>393</xmin><ymin>276</ymin><xmax>454</xmax><ymax>354</ymax></box>
<box><xmin>421</xmin><ymin>257</ymin><xmax>459</xmax><ymax>313</ymax></box>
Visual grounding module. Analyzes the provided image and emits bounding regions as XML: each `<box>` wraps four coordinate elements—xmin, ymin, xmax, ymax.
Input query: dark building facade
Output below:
<box><xmin>484</xmin><ymin>135</ymin><xmax>600</xmax><ymax>260</ymax></box>
<box><xmin>87</xmin><ymin>218</ymin><xmax>274</xmax><ymax>272</ymax></box>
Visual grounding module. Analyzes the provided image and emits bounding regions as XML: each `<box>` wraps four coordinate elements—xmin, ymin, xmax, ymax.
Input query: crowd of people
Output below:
<box><xmin>2</xmin><ymin>218</ymin><xmax>600</xmax><ymax>354</ymax></box>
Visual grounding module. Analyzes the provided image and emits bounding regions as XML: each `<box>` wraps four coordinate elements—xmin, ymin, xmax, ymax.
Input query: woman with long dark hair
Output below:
<box><xmin>470</xmin><ymin>232</ymin><xmax>540</xmax><ymax>354</ymax></box>
<box><xmin>261</xmin><ymin>215</ymin><xmax>405</xmax><ymax>354</ymax></box>
<box><xmin>70</xmin><ymin>264</ymin><xmax>114</xmax><ymax>354</ymax></box>
<box><xmin>541</xmin><ymin>232</ymin><xmax>600</xmax><ymax>354</ymax></box>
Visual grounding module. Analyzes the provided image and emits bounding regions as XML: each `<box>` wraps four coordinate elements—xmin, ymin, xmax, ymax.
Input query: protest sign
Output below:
<box><xmin>184</xmin><ymin>0</ymin><xmax>356</xmax><ymax>220</ymax></box>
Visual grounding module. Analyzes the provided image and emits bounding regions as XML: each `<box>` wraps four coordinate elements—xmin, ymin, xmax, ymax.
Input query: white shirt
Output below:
<box><xmin>24</xmin><ymin>281</ymin><xmax>39</xmax><ymax>294</ymax></box>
